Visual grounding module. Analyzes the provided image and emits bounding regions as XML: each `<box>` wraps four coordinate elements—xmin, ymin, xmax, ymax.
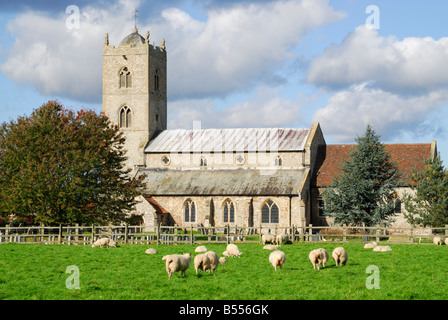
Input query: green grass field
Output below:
<box><xmin>1</xmin><ymin>242</ymin><xmax>447</xmax><ymax>300</ymax></box>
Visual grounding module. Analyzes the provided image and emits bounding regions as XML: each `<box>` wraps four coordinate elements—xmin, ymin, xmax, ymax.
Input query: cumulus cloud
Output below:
<box><xmin>168</xmin><ymin>87</ymin><xmax>303</xmax><ymax>129</ymax></box>
<box><xmin>1</xmin><ymin>0</ymin><xmax>344</xmax><ymax>104</ymax></box>
<box><xmin>308</xmin><ymin>25</ymin><xmax>448</xmax><ymax>142</ymax></box>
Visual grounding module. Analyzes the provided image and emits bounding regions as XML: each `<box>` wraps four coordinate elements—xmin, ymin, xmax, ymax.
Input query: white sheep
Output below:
<box><xmin>162</xmin><ymin>253</ymin><xmax>192</xmax><ymax>280</ymax></box>
<box><xmin>145</xmin><ymin>248</ymin><xmax>157</xmax><ymax>255</ymax></box>
<box><xmin>92</xmin><ymin>237</ymin><xmax>116</xmax><ymax>248</ymax></box>
<box><xmin>223</xmin><ymin>243</ymin><xmax>242</xmax><ymax>258</ymax></box>
<box><xmin>445</xmin><ymin>238</ymin><xmax>448</xmax><ymax>246</ymax></box>
<box><xmin>269</xmin><ymin>250</ymin><xmax>286</xmax><ymax>271</ymax></box>
<box><xmin>194</xmin><ymin>253</ymin><xmax>211</xmax><ymax>275</ymax></box>
<box><xmin>364</xmin><ymin>242</ymin><xmax>377</xmax><ymax>249</ymax></box>
<box><xmin>261</xmin><ymin>234</ymin><xmax>276</xmax><ymax>245</ymax></box>
<box><xmin>373</xmin><ymin>246</ymin><xmax>392</xmax><ymax>252</ymax></box>
<box><xmin>263</xmin><ymin>244</ymin><xmax>279</xmax><ymax>250</ymax></box>
<box><xmin>275</xmin><ymin>234</ymin><xmax>289</xmax><ymax>245</ymax></box>
<box><xmin>205</xmin><ymin>251</ymin><xmax>220</xmax><ymax>273</ymax></box>
<box><xmin>219</xmin><ymin>257</ymin><xmax>228</xmax><ymax>265</ymax></box>
<box><xmin>195</xmin><ymin>245</ymin><xmax>208</xmax><ymax>253</ymax></box>
<box><xmin>433</xmin><ymin>236</ymin><xmax>443</xmax><ymax>245</ymax></box>
<box><xmin>308</xmin><ymin>248</ymin><xmax>329</xmax><ymax>270</ymax></box>
<box><xmin>332</xmin><ymin>247</ymin><xmax>348</xmax><ymax>266</ymax></box>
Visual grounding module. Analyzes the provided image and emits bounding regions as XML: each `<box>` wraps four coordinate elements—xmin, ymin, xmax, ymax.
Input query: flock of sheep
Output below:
<box><xmin>91</xmin><ymin>232</ymin><xmax>447</xmax><ymax>280</ymax></box>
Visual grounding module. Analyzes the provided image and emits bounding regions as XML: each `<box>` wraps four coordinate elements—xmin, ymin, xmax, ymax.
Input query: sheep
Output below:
<box><xmin>269</xmin><ymin>250</ymin><xmax>286</xmax><ymax>271</ymax></box>
<box><xmin>332</xmin><ymin>247</ymin><xmax>348</xmax><ymax>266</ymax></box>
<box><xmin>275</xmin><ymin>234</ymin><xmax>289</xmax><ymax>245</ymax></box>
<box><xmin>373</xmin><ymin>246</ymin><xmax>392</xmax><ymax>252</ymax></box>
<box><xmin>445</xmin><ymin>238</ymin><xmax>448</xmax><ymax>246</ymax></box>
<box><xmin>263</xmin><ymin>244</ymin><xmax>279</xmax><ymax>250</ymax></box>
<box><xmin>195</xmin><ymin>245</ymin><xmax>208</xmax><ymax>253</ymax></box>
<box><xmin>364</xmin><ymin>242</ymin><xmax>377</xmax><ymax>249</ymax></box>
<box><xmin>261</xmin><ymin>234</ymin><xmax>276</xmax><ymax>245</ymax></box>
<box><xmin>308</xmin><ymin>248</ymin><xmax>329</xmax><ymax>270</ymax></box>
<box><xmin>162</xmin><ymin>253</ymin><xmax>192</xmax><ymax>280</ymax></box>
<box><xmin>204</xmin><ymin>251</ymin><xmax>220</xmax><ymax>273</ymax></box>
<box><xmin>219</xmin><ymin>257</ymin><xmax>228</xmax><ymax>265</ymax></box>
<box><xmin>194</xmin><ymin>253</ymin><xmax>211</xmax><ymax>275</ymax></box>
<box><xmin>92</xmin><ymin>237</ymin><xmax>116</xmax><ymax>248</ymax></box>
<box><xmin>433</xmin><ymin>236</ymin><xmax>443</xmax><ymax>245</ymax></box>
<box><xmin>223</xmin><ymin>243</ymin><xmax>242</xmax><ymax>258</ymax></box>
<box><xmin>145</xmin><ymin>248</ymin><xmax>157</xmax><ymax>255</ymax></box>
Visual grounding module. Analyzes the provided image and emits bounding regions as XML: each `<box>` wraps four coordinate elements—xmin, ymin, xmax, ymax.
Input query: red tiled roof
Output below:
<box><xmin>314</xmin><ymin>144</ymin><xmax>433</xmax><ymax>187</ymax></box>
<box><xmin>145</xmin><ymin>196</ymin><xmax>169</xmax><ymax>215</ymax></box>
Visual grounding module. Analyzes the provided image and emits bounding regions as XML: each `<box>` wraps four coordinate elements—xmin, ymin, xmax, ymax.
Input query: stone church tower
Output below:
<box><xmin>102</xmin><ymin>28</ymin><xmax>167</xmax><ymax>170</ymax></box>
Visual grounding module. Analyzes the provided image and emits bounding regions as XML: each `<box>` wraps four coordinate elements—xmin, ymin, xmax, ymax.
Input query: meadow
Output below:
<box><xmin>1</xmin><ymin>242</ymin><xmax>447</xmax><ymax>300</ymax></box>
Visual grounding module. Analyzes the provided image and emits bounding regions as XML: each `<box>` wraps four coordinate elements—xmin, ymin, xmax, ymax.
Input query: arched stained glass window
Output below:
<box><xmin>261</xmin><ymin>200</ymin><xmax>279</xmax><ymax>224</ymax></box>
<box><xmin>223</xmin><ymin>200</ymin><xmax>235</xmax><ymax>223</ymax></box>
<box><xmin>184</xmin><ymin>199</ymin><xmax>196</xmax><ymax>223</ymax></box>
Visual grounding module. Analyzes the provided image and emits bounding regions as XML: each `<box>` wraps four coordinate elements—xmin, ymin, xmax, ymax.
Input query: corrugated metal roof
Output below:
<box><xmin>137</xmin><ymin>168</ymin><xmax>306</xmax><ymax>196</ymax></box>
<box><xmin>145</xmin><ymin>128</ymin><xmax>310</xmax><ymax>153</ymax></box>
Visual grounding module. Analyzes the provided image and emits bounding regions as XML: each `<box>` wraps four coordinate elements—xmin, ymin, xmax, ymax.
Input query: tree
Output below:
<box><xmin>0</xmin><ymin>101</ymin><xmax>145</xmax><ymax>226</ymax></box>
<box><xmin>322</xmin><ymin>124</ymin><xmax>402</xmax><ymax>227</ymax></box>
<box><xmin>403</xmin><ymin>156</ymin><xmax>448</xmax><ymax>228</ymax></box>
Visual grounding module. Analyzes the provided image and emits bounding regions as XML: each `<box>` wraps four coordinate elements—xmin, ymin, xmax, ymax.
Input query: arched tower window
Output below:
<box><xmin>120</xmin><ymin>106</ymin><xmax>132</xmax><ymax>128</ymax></box>
<box><xmin>223</xmin><ymin>199</ymin><xmax>235</xmax><ymax>224</ymax></box>
<box><xmin>119</xmin><ymin>67</ymin><xmax>132</xmax><ymax>88</ymax></box>
<box><xmin>154</xmin><ymin>69</ymin><xmax>160</xmax><ymax>92</ymax></box>
<box><xmin>275</xmin><ymin>156</ymin><xmax>283</xmax><ymax>167</ymax></box>
<box><xmin>184</xmin><ymin>199</ymin><xmax>196</xmax><ymax>223</ymax></box>
<box><xmin>261</xmin><ymin>200</ymin><xmax>279</xmax><ymax>224</ymax></box>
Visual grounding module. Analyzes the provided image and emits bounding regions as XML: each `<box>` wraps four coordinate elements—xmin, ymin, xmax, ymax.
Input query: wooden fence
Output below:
<box><xmin>1</xmin><ymin>224</ymin><xmax>447</xmax><ymax>246</ymax></box>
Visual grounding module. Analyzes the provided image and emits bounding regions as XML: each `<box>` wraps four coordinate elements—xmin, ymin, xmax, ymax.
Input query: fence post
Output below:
<box><xmin>91</xmin><ymin>225</ymin><xmax>95</xmax><ymax>245</ymax></box>
<box><xmin>308</xmin><ymin>224</ymin><xmax>312</xmax><ymax>242</ymax></box>
<box><xmin>58</xmin><ymin>225</ymin><xmax>62</xmax><ymax>244</ymax></box>
<box><xmin>156</xmin><ymin>224</ymin><xmax>160</xmax><ymax>246</ymax></box>
<box><xmin>190</xmin><ymin>225</ymin><xmax>193</xmax><ymax>245</ymax></box>
<box><xmin>445</xmin><ymin>225</ymin><xmax>448</xmax><ymax>237</ymax></box>
<box><xmin>342</xmin><ymin>225</ymin><xmax>346</xmax><ymax>243</ymax></box>
<box><xmin>125</xmin><ymin>224</ymin><xmax>128</xmax><ymax>245</ymax></box>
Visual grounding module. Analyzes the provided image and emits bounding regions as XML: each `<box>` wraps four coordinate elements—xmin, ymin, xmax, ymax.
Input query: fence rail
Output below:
<box><xmin>0</xmin><ymin>224</ymin><xmax>447</xmax><ymax>246</ymax></box>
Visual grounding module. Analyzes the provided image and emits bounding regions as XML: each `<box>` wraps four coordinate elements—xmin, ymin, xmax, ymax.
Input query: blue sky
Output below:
<box><xmin>0</xmin><ymin>0</ymin><xmax>447</xmax><ymax>164</ymax></box>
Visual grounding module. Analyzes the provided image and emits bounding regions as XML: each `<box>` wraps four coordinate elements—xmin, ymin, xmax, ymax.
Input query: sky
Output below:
<box><xmin>0</xmin><ymin>0</ymin><xmax>447</xmax><ymax>164</ymax></box>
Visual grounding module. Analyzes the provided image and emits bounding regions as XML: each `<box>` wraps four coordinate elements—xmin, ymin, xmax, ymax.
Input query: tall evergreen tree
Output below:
<box><xmin>322</xmin><ymin>124</ymin><xmax>402</xmax><ymax>227</ymax></box>
<box><xmin>0</xmin><ymin>101</ymin><xmax>145</xmax><ymax>226</ymax></box>
<box><xmin>403</xmin><ymin>156</ymin><xmax>448</xmax><ymax>227</ymax></box>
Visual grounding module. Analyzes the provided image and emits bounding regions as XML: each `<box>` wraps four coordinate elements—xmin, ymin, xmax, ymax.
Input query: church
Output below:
<box><xmin>102</xmin><ymin>28</ymin><xmax>438</xmax><ymax>232</ymax></box>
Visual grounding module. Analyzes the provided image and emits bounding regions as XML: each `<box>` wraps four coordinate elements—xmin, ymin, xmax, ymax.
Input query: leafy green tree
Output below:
<box><xmin>403</xmin><ymin>156</ymin><xmax>448</xmax><ymax>227</ymax></box>
<box><xmin>322</xmin><ymin>124</ymin><xmax>402</xmax><ymax>227</ymax></box>
<box><xmin>0</xmin><ymin>101</ymin><xmax>145</xmax><ymax>226</ymax></box>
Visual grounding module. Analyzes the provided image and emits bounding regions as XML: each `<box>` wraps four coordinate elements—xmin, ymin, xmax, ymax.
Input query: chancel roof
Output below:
<box><xmin>145</xmin><ymin>128</ymin><xmax>311</xmax><ymax>153</ymax></box>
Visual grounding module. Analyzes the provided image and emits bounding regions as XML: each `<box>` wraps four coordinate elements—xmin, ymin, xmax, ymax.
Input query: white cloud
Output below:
<box><xmin>168</xmin><ymin>86</ymin><xmax>303</xmax><ymax>129</ymax></box>
<box><xmin>312</xmin><ymin>83</ymin><xmax>448</xmax><ymax>142</ymax></box>
<box><xmin>307</xmin><ymin>25</ymin><xmax>448</xmax><ymax>94</ymax></box>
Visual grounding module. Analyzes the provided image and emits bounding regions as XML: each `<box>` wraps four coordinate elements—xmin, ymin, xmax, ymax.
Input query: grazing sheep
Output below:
<box><xmin>162</xmin><ymin>253</ymin><xmax>192</xmax><ymax>280</ymax></box>
<box><xmin>194</xmin><ymin>253</ymin><xmax>211</xmax><ymax>275</ymax></box>
<box><xmin>195</xmin><ymin>245</ymin><xmax>208</xmax><ymax>253</ymax></box>
<box><xmin>223</xmin><ymin>243</ymin><xmax>242</xmax><ymax>258</ymax></box>
<box><xmin>445</xmin><ymin>238</ymin><xmax>448</xmax><ymax>246</ymax></box>
<box><xmin>309</xmin><ymin>248</ymin><xmax>329</xmax><ymax>270</ymax></box>
<box><xmin>145</xmin><ymin>248</ymin><xmax>157</xmax><ymax>255</ymax></box>
<box><xmin>275</xmin><ymin>234</ymin><xmax>289</xmax><ymax>245</ymax></box>
<box><xmin>373</xmin><ymin>246</ymin><xmax>392</xmax><ymax>252</ymax></box>
<box><xmin>219</xmin><ymin>257</ymin><xmax>228</xmax><ymax>265</ymax></box>
<box><xmin>433</xmin><ymin>236</ymin><xmax>443</xmax><ymax>245</ymax></box>
<box><xmin>364</xmin><ymin>242</ymin><xmax>377</xmax><ymax>249</ymax></box>
<box><xmin>269</xmin><ymin>250</ymin><xmax>286</xmax><ymax>271</ymax></box>
<box><xmin>92</xmin><ymin>237</ymin><xmax>116</xmax><ymax>248</ymax></box>
<box><xmin>332</xmin><ymin>247</ymin><xmax>348</xmax><ymax>266</ymax></box>
<box><xmin>204</xmin><ymin>251</ymin><xmax>220</xmax><ymax>273</ymax></box>
<box><xmin>263</xmin><ymin>244</ymin><xmax>279</xmax><ymax>250</ymax></box>
<box><xmin>261</xmin><ymin>234</ymin><xmax>276</xmax><ymax>245</ymax></box>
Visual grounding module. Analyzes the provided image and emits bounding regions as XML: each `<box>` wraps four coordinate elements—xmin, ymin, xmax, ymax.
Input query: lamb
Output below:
<box><xmin>219</xmin><ymin>257</ymin><xmax>228</xmax><ymax>265</ymax></box>
<box><xmin>223</xmin><ymin>243</ymin><xmax>242</xmax><ymax>258</ymax></box>
<box><xmin>364</xmin><ymin>242</ymin><xmax>377</xmax><ymax>249</ymax></box>
<box><xmin>92</xmin><ymin>237</ymin><xmax>116</xmax><ymax>248</ymax></box>
<box><xmin>194</xmin><ymin>253</ymin><xmax>211</xmax><ymax>275</ymax></box>
<box><xmin>433</xmin><ymin>236</ymin><xmax>443</xmax><ymax>245</ymax></box>
<box><xmin>269</xmin><ymin>250</ymin><xmax>286</xmax><ymax>271</ymax></box>
<box><xmin>275</xmin><ymin>234</ymin><xmax>289</xmax><ymax>245</ymax></box>
<box><xmin>263</xmin><ymin>244</ymin><xmax>279</xmax><ymax>250</ymax></box>
<box><xmin>204</xmin><ymin>251</ymin><xmax>220</xmax><ymax>273</ymax></box>
<box><xmin>195</xmin><ymin>245</ymin><xmax>208</xmax><ymax>253</ymax></box>
<box><xmin>445</xmin><ymin>238</ymin><xmax>448</xmax><ymax>246</ymax></box>
<box><xmin>145</xmin><ymin>248</ymin><xmax>157</xmax><ymax>255</ymax></box>
<box><xmin>308</xmin><ymin>248</ymin><xmax>329</xmax><ymax>270</ymax></box>
<box><xmin>261</xmin><ymin>234</ymin><xmax>276</xmax><ymax>245</ymax></box>
<box><xmin>332</xmin><ymin>247</ymin><xmax>348</xmax><ymax>266</ymax></box>
<box><xmin>162</xmin><ymin>253</ymin><xmax>192</xmax><ymax>280</ymax></box>
<box><xmin>373</xmin><ymin>246</ymin><xmax>392</xmax><ymax>252</ymax></box>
